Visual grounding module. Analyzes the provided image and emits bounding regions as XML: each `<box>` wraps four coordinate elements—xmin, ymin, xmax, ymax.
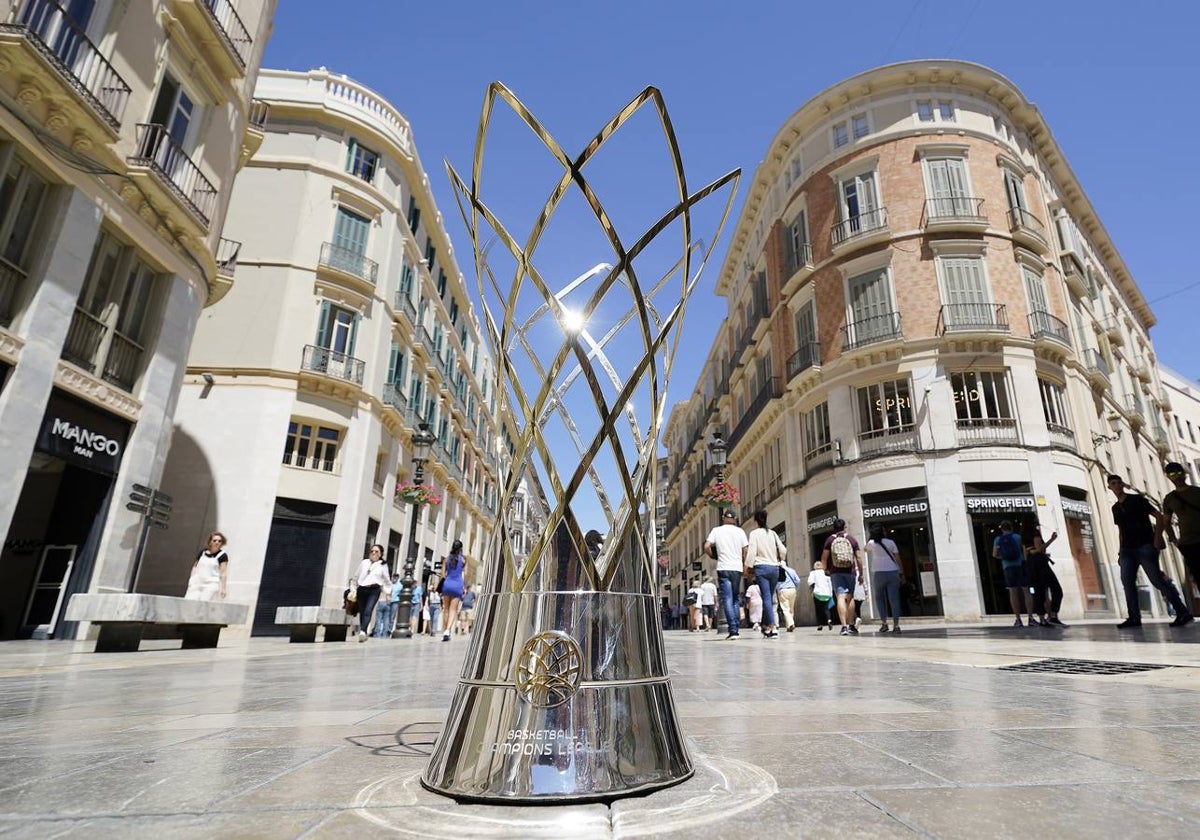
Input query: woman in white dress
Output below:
<box><xmin>185</xmin><ymin>532</ymin><xmax>229</xmax><ymax>600</ymax></box>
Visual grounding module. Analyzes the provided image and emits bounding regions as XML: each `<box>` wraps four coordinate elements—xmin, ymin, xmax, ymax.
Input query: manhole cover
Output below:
<box><xmin>999</xmin><ymin>658</ymin><xmax>1171</xmax><ymax>675</ymax></box>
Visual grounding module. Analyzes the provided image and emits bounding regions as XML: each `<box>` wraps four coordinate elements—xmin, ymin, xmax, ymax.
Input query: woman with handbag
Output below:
<box><xmin>866</xmin><ymin>523</ymin><xmax>904</xmax><ymax>634</ymax></box>
<box><xmin>353</xmin><ymin>545</ymin><xmax>389</xmax><ymax>642</ymax></box>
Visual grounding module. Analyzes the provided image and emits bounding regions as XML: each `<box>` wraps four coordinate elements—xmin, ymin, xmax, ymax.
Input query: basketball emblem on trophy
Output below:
<box><xmin>515</xmin><ymin>631</ymin><xmax>583</xmax><ymax>707</ymax></box>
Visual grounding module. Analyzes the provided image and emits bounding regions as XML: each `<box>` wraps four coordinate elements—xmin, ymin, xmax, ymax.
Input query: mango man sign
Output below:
<box><xmin>35</xmin><ymin>393</ymin><xmax>129</xmax><ymax>476</ymax></box>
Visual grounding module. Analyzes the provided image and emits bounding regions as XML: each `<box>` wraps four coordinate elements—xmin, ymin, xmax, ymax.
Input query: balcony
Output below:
<box><xmin>1124</xmin><ymin>393</ymin><xmax>1145</xmax><ymax>427</ymax></box>
<box><xmin>393</xmin><ymin>290</ymin><xmax>417</xmax><ymax>327</ymax></box>
<box><xmin>938</xmin><ymin>303</ymin><xmax>1009</xmax><ymax>336</ymax></box>
<box><xmin>0</xmin><ymin>0</ymin><xmax>131</xmax><ymax>143</ymax></box>
<box><xmin>858</xmin><ymin>425</ymin><xmax>918</xmax><ymax>456</ymax></box>
<box><xmin>1060</xmin><ymin>252</ymin><xmax>1087</xmax><ymax>298</ymax></box>
<box><xmin>831</xmin><ymin>207</ymin><xmax>889</xmax><ymax>255</ymax></box>
<box><xmin>781</xmin><ymin>241</ymin><xmax>814</xmax><ymax>296</ymax></box>
<box><xmin>166</xmin><ymin>0</ymin><xmax>252</xmax><ymax>80</ymax></box>
<box><xmin>300</xmin><ymin>344</ymin><xmax>364</xmax><ymax>386</ymax></box>
<box><xmin>922</xmin><ymin>197</ymin><xmax>988</xmax><ymax>233</ymax></box>
<box><xmin>126</xmin><ymin>123</ymin><xmax>217</xmax><ymax>231</ymax></box>
<box><xmin>1007</xmin><ymin>207</ymin><xmax>1050</xmax><ymax>254</ymax></box>
<box><xmin>0</xmin><ymin>259</ymin><xmax>25</xmax><ymax>327</ymax></box>
<box><xmin>1151</xmin><ymin>423</ymin><xmax>1170</xmax><ymax>455</ymax></box>
<box><xmin>786</xmin><ymin>341</ymin><xmax>821</xmax><ymax>381</ymax></box>
<box><xmin>1028</xmin><ymin>310</ymin><xmax>1071</xmax><ymax>346</ymax></box>
<box><xmin>842</xmin><ymin>311</ymin><xmax>902</xmax><ymax>351</ymax></box>
<box><xmin>382</xmin><ymin>381</ymin><xmax>407</xmax><ymax>413</ymax></box>
<box><xmin>318</xmin><ymin>241</ymin><xmax>378</xmax><ymax>288</ymax></box>
<box><xmin>1098</xmin><ymin>315</ymin><xmax>1125</xmax><ymax>346</ymax></box>
<box><xmin>955</xmin><ymin>417</ymin><xmax>1019</xmax><ymax>446</ymax></box>
<box><xmin>1084</xmin><ymin>349</ymin><xmax>1110</xmax><ymax>388</ymax></box>
<box><xmin>61</xmin><ymin>307</ymin><xmax>143</xmax><ymax>392</ymax></box>
<box><xmin>727</xmin><ymin>376</ymin><xmax>781</xmax><ymax>450</ymax></box>
<box><xmin>1047</xmin><ymin>422</ymin><xmax>1077</xmax><ymax>451</ymax></box>
<box><xmin>238</xmin><ymin>98</ymin><xmax>269</xmax><ymax>167</ymax></box>
<box><xmin>804</xmin><ymin>442</ymin><xmax>836</xmax><ymax>472</ymax></box>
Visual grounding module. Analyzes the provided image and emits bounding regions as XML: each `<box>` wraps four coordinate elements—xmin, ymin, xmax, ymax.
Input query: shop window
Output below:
<box><xmin>283</xmin><ymin>420</ymin><xmax>341</xmax><ymax>472</ymax></box>
<box><xmin>856</xmin><ymin>379</ymin><xmax>915</xmax><ymax>452</ymax></box>
<box><xmin>803</xmin><ymin>402</ymin><xmax>833</xmax><ymax>467</ymax></box>
<box><xmin>952</xmin><ymin>371</ymin><xmax>1017</xmax><ymax>444</ymax></box>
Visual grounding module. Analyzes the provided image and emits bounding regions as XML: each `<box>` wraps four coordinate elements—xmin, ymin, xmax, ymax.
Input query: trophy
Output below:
<box><xmin>422</xmin><ymin>83</ymin><xmax>739</xmax><ymax>803</ymax></box>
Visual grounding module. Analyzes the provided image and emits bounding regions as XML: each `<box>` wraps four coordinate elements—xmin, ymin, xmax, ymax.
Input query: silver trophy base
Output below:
<box><xmin>421</xmin><ymin>592</ymin><xmax>693</xmax><ymax>803</ymax></box>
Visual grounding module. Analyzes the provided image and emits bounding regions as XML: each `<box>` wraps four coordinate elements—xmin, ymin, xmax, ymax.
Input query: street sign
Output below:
<box><xmin>126</xmin><ymin>501</ymin><xmax>148</xmax><ymax>514</ymax></box>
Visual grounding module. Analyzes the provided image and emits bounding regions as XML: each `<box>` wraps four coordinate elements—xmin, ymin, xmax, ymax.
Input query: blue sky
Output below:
<box><xmin>264</xmin><ymin>0</ymin><xmax>1200</xmax><ymax>418</ymax></box>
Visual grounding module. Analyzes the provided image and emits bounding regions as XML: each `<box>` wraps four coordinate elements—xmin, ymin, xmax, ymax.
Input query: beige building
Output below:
<box><xmin>1162</xmin><ymin>367</ymin><xmax>1200</xmax><ymax>483</ymax></box>
<box><xmin>664</xmin><ymin>59</ymin><xmax>1184</xmax><ymax>623</ymax></box>
<box><xmin>0</xmin><ymin>0</ymin><xmax>275</xmax><ymax>639</ymax></box>
<box><xmin>148</xmin><ymin>68</ymin><xmax>503</xmax><ymax>634</ymax></box>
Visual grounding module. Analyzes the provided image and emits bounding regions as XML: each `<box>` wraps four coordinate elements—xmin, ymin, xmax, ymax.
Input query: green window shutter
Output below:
<box><xmin>333</xmin><ymin>208</ymin><xmax>370</xmax><ymax>255</ymax></box>
<box><xmin>348</xmin><ymin>314</ymin><xmax>359</xmax><ymax>357</ymax></box>
<box><xmin>346</xmin><ymin>139</ymin><xmax>357</xmax><ymax>173</ymax></box>
<box><xmin>315</xmin><ymin>300</ymin><xmax>331</xmax><ymax>346</ymax></box>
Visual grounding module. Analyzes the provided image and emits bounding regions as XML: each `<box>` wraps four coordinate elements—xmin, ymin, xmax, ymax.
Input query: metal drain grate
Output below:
<box><xmin>999</xmin><ymin>658</ymin><xmax>1172</xmax><ymax>675</ymax></box>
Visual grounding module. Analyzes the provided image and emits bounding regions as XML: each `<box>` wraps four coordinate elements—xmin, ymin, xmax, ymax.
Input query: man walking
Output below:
<box><xmin>992</xmin><ymin>520</ymin><xmax>1033</xmax><ymax>627</ymax></box>
<box><xmin>1164</xmin><ymin>462</ymin><xmax>1200</xmax><ymax>606</ymax></box>
<box><xmin>699</xmin><ymin>576</ymin><xmax>718</xmax><ymax>631</ymax></box>
<box><xmin>820</xmin><ymin>518</ymin><xmax>862</xmax><ymax>635</ymax></box>
<box><xmin>1108</xmin><ymin>474</ymin><xmax>1194</xmax><ymax>629</ymax></box>
<box><xmin>705</xmin><ymin>510</ymin><xmax>749</xmax><ymax>639</ymax></box>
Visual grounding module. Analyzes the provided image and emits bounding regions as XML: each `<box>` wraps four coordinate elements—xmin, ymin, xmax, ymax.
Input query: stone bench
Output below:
<box><xmin>274</xmin><ymin>606</ymin><xmax>353</xmax><ymax>643</ymax></box>
<box><xmin>64</xmin><ymin>594</ymin><xmax>248</xmax><ymax>653</ymax></box>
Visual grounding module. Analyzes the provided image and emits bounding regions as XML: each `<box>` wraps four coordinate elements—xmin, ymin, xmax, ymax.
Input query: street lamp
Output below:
<box><xmin>708</xmin><ymin>432</ymin><xmax>728</xmax><ymax>513</ymax></box>
<box><xmin>1091</xmin><ymin>414</ymin><xmax>1122</xmax><ymax>449</ymax></box>
<box><xmin>395</xmin><ymin>421</ymin><xmax>436</xmax><ymax>639</ymax></box>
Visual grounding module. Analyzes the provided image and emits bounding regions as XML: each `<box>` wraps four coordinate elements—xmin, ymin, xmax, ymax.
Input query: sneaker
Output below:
<box><xmin>765</xmin><ymin>631</ymin><xmax>779</xmax><ymax>639</ymax></box>
<box><xmin>358</xmin><ymin>631</ymin><xmax>367</xmax><ymax>642</ymax></box>
<box><xmin>787</xmin><ymin>626</ymin><xmax>795</xmax><ymax>632</ymax></box>
<box><xmin>817</xmin><ymin>625</ymin><xmax>824</xmax><ymax>631</ymax></box>
<box><xmin>1013</xmin><ymin>618</ymin><xmax>1023</xmax><ymax>627</ymax></box>
<box><xmin>724</xmin><ymin>632</ymin><xmax>740</xmax><ymax>640</ymax></box>
<box><xmin>1116</xmin><ymin>618</ymin><xmax>1142</xmax><ymax>629</ymax></box>
<box><xmin>892</xmin><ymin>625</ymin><xmax>901</xmax><ymax>634</ymax></box>
<box><xmin>1170</xmin><ymin>614</ymin><xmax>1195</xmax><ymax>628</ymax></box>
<box><xmin>855</xmin><ymin>617</ymin><xmax>862</xmax><ymax>628</ymax></box>
<box><xmin>848</xmin><ymin>625</ymin><xmax>859</xmax><ymax>635</ymax></box>
<box><xmin>879</xmin><ymin>623</ymin><xmax>889</xmax><ymax>633</ymax></box>
<box><xmin>840</xmin><ymin>626</ymin><xmax>850</xmax><ymax>636</ymax></box>
<box><xmin>442</xmin><ymin>632</ymin><xmax>451</xmax><ymax>641</ymax></box>
<box><xmin>1048</xmin><ymin>617</ymin><xmax>1068</xmax><ymax>627</ymax></box>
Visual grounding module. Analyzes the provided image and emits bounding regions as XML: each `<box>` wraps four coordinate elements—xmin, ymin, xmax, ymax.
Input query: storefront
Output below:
<box><xmin>965</xmin><ymin>487</ymin><xmax>1036</xmax><ymax>615</ymax></box>
<box><xmin>806</xmin><ymin>502</ymin><xmax>839</xmax><ymax>570</ymax></box>
<box><xmin>1060</xmin><ymin>492</ymin><xmax>1113</xmax><ymax>615</ymax></box>
<box><xmin>0</xmin><ymin>392</ymin><xmax>129</xmax><ymax>639</ymax></box>
<box><xmin>861</xmin><ymin>490</ymin><xmax>941</xmax><ymax>616</ymax></box>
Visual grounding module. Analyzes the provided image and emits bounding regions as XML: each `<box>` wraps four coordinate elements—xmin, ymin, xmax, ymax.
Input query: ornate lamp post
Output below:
<box><xmin>708</xmin><ymin>432</ymin><xmax>728</xmax><ymax>516</ymax></box>
<box><xmin>395</xmin><ymin>421</ymin><xmax>436</xmax><ymax>639</ymax></box>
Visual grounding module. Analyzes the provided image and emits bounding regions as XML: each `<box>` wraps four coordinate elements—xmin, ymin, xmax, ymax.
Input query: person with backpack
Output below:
<box><xmin>820</xmin><ymin>519</ymin><xmax>862</xmax><ymax>636</ymax></box>
<box><xmin>866</xmin><ymin>523</ymin><xmax>903</xmax><ymax>634</ymax></box>
<box><xmin>1108</xmin><ymin>474</ymin><xmax>1194</xmax><ymax>629</ymax></box>
<box><xmin>1163</xmin><ymin>461</ymin><xmax>1200</xmax><ymax>601</ymax></box>
<box><xmin>776</xmin><ymin>561</ymin><xmax>802</xmax><ymax>632</ymax></box>
<box><xmin>685</xmin><ymin>581</ymin><xmax>703</xmax><ymax>631</ymax></box>
<box><xmin>992</xmin><ymin>520</ymin><xmax>1033</xmax><ymax>627</ymax></box>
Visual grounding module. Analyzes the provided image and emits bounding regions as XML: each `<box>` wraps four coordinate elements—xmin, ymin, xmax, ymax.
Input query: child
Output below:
<box><xmin>808</xmin><ymin>560</ymin><xmax>835</xmax><ymax>630</ymax></box>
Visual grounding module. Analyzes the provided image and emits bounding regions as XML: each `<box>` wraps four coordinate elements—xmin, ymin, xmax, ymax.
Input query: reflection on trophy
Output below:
<box><xmin>421</xmin><ymin>83</ymin><xmax>739</xmax><ymax>803</ymax></box>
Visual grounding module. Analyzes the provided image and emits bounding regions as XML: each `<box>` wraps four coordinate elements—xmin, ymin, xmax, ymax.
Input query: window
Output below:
<box><xmin>924</xmin><ymin>157</ymin><xmax>972</xmax><ymax>217</ymax></box>
<box><xmin>1002</xmin><ymin>167</ymin><xmax>1027</xmax><ymax>212</ymax></box>
<box><xmin>846</xmin><ymin>268</ymin><xmax>896</xmax><ymax>344</ymax></box>
<box><xmin>838</xmin><ymin>171</ymin><xmax>881</xmax><ymax>232</ymax></box>
<box><xmin>438</xmin><ymin>269</ymin><xmax>447</xmax><ymax>298</ymax></box>
<box><xmin>316</xmin><ymin>301</ymin><xmax>358</xmax><ymax>355</ymax></box>
<box><xmin>916</xmin><ymin>101</ymin><xmax>935</xmax><ymax>122</ymax></box>
<box><xmin>917</xmin><ymin>97</ymin><xmax>956</xmax><ymax>122</ymax></box>
<box><xmin>786</xmin><ymin>210</ymin><xmax>809</xmax><ymax>271</ymax></box>
<box><xmin>407</xmin><ymin>196</ymin><xmax>421</xmax><ymax>234</ymax></box>
<box><xmin>1022</xmin><ymin>264</ymin><xmax>1049</xmax><ymax>315</ymax></box>
<box><xmin>283</xmin><ymin>421</ymin><xmax>341</xmax><ymax>472</ymax></box>
<box><xmin>1188</xmin><ymin>420</ymin><xmax>1196</xmax><ymax>444</ymax></box>
<box><xmin>449</xmin><ymin>299</ymin><xmax>459</xmax><ymax>325</ymax></box>
<box><xmin>952</xmin><ymin>371</ymin><xmax>1013</xmax><ymax>423</ymax></box>
<box><xmin>387</xmin><ymin>343</ymin><xmax>405</xmax><ymax>386</ymax></box>
<box><xmin>852</xmin><ymin>113</ymin><xmax>870</xmax><ymax>139</ymax></box>
<box><xmin>785</xmin><ymin>155</ymin><xmax>802</xmax><ymax>188</ymax></box>
<box><xmin>832</xmin><ymin>122</ymin><xmax>849</xmax><ymax>149</ymax></box>
<box><xmin>803</xmin><ymin>402</ymin><xmax>832</xmax><ymax>464</ymax></box>
<box><xmin>0</xmin><ymin>155</ymin><xmax>49</xmax><ymax>273</ymax></box>
<box><xmin>856</xmin><ymin>379</ymin><xmax>914</xmax><ymax>437</ymax></box>
<box><xmin>373</xmin><ymin>450</ymin><xmax>386</xmax><ymax>492</ymax></box>
<box><xmin>149</xmin><ymin>73</ymin><xmax>197</xmax><ymax>150</ymax></box>
<box><xmin>1039</xmin><ymin>378</ymin><xmax>1070</xmax><ymax>432</ymax></box>
<box><xmin>425</xmin><ymin>237</ymin><xmax>436</xmax><ymax>269</ymax></box>
<box><xmin>398</xmin><ymin>259</ymin><xmax>414</xmax><ymax>298</ymax></box>
<box><xmin>346</xmin><ymin>139</ymin><xmax>379</xmax><ymax>183</ymax></box>
<box><xmin>939</xmin><ymin>257</ymin><xmax>991</xmax><ymax>327</ymax></box>
<box><xmin>332</xmin><ymin>207</ymin><xmax>370</xmax><ymax>257</ymax></box>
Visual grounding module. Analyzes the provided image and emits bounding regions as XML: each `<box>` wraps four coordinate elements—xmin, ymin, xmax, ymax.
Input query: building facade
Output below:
<box><xmin>0</xmin><ymin>0</ymin><xmax>275</xmax><ymax>639</ymax></box>
<box><xmin>663</xmin><ymin>60</ymin><xmax>1184</xmax><ymax>623</ymax></box>
<box><xmin>148</xmin><ymin>68</ymin><xmax>503</xmax><ymax>634</ymax></box>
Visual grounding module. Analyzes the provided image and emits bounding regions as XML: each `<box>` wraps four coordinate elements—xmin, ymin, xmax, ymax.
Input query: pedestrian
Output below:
<box><xmin>866</xmin><ymin>523</ymin><xmax>903</xmax><ymax>633</ymax></box>
<box><xmin>853</xmin><ymin>576</ymin><xmax>868</xmax><ymax>629</ymax></box>
<box><xmin>1163</xmin><ymin>461</ymin><xmax>1200</xmax><ymax>601</ymax></box>
<box><xmin>185</xmin><ymin>531</ymin><xmax>229</xmax><ymax>601</ymax></box>
<box><xmin>776</xmin><ymin>561</ymin><xmax>802</xmax><ymax>631</ymax></box>
<box><xmin>686</xmin><ymin>580</ymin><xmax>703</xmax><ymax>631</ymax></box>
<box><xmin>353</xmin><ymin>544</ymin><xmax>389</xmax><ymax>642</ymax></box>
<box><xmin>458</xmin><ymin>584</ymin><xmax>476</xmax><ymax>635</ymax></box>
<box><xmin>820</xmin><ymin>518</ymin><xmax>862</xmax><ymax>635</ymax></box>
<box><xmin>704</xmin><ymin>510</ymin><xmax>750</xmax><ymax>639</ymax></box>
<box><xmin>1108</xmin><ymin>474</ymin><xmax>1194</xmax><ymax>628</ymax></box>
<box><xmin>439</xmin><ymin>539</ymin><xmax>468</xmax><ymax>641</ymax></box>
<box><xmin>409</xmin><ymin>579</ymin><xmax>423</xmax><ymax>635</ymax></box>
<box><xmin>699</xmin><ymin>576</ymin><xmax>718</xmax><ymax>631</ymax></box>
<box><xmin>992</xmin><ymin>520</ymin><xmax>1033</xmax><ymax>627</ymax></box>
<box><xmin>1024</xmin><ymin>527</ymin><xmax>1065</xmax><ymax>627</ymax></box>
<box><xmin>808</xmin><ymin>560</ymin><xmax>835</xmax><ymax>630</ymax></box>
<box><xmin>745</xmin><ymin>581</ymin><xmax>763</xmax><ymax>629</ymax></box>
<box><xmin>746</xmin><ymin>510</ymin><xmax>785</xmax><ymax>638</ymax></box>
<box><xmin>372</xmin><ymin>566</ymin><xmax>396</xmax><ymax>638</ymax></box>
<box><xmin>424</xmin><ymin>574</ymin><xmax>442</xmax><ymax>636</ymax></box>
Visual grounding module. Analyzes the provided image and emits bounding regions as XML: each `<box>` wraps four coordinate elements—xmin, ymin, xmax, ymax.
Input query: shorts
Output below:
<box><xmin>1002</xmin><ymin>564</ymin><xmax>1026</xmax><ymax>588</ymax></box>
<box><xmin>830</xmin><ymin>571</ymin><xmax>856</xmax><ymax>596</ymax></box>
<box><xmin>702</xmin><ymin>605</ymin><xmax>715</xmax><ymax>619</ymax></box>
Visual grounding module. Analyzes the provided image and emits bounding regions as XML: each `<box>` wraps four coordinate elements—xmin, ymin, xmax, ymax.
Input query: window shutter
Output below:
<box><xmin>348</xmin><ymin>314</ymin><xmax>359</xmax><ymax>357</ymax></box>
<box><xmin>315</xmin><ymin>301</ymin><xmax>330</xmax><ymax>347</ymax></box>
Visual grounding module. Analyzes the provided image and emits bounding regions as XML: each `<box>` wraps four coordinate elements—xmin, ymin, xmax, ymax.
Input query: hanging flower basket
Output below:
<box><xmin>657</xmin><ymin>554</ymin><xmax>670</xmax><ymax>569</ymax></box>
<box><xmin>396</xmin><ymin>482</ymin><xmax>442</xmax><ymax>506</ymax></box>
<box><xmin>701</xmin><ymin>481</ymin><xmax>740</xmax><ymax>509</ymax></box>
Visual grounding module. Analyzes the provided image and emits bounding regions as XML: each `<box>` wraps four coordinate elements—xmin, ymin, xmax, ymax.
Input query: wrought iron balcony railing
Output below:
<box><xmin>1028</xmin><ymin>310</ymin><xmax>1070</xmax><ymax>345</ymax></box>
<box><xmin>319</xmin><ymin>241</ymin><xmax>378</xmax><ymax>285</ymax></box>
<box><xmin>6</xmin><ymin>0</ymin><xmax>132</xmax><ymax>129</ymax></box>
<box><xmin>1008</xmin><ymin>206</ymin><xmax>1047</xmax><ymax>240</ymax></box>
<box><xmin>197</xmin><ymin>0</ymin><xmax>252</xmax><ymax>69</ymax></box>
<box><xmin>842</xmin><ymin>311</ymin><xmax>902</xmax><ymax>350</ymax></box>
<box><xmin>787</xmin><ymin>341</ymin><xmax>821</xmax><ymax>379</ymax></box>
<box><xmin>129</xmin><ymin>123</ymin><xmax>217</xmax><ymax>225</ymax></box>
<box><xmin>301</xmin><ymin>344</ymin><xmax>364</xmax><ymax>385</ymax></box>
<box><xmin>955</xmin><ymin>417</ymin><xmax>1019</xmax><ymax>446</ymax></box>
<box><xmin>924</xmin><ymin>196</ymin><xmax>986</xmax><ymax>222</ymax></box>
<box><xmin>247</xmin><ymin>97</ymin><xmax>269</xmax><ymax>130</ymax></box>
<box><xmin>215</xmin><ymin>237</ymin><xmax>240</xmax><ymax>278</ymax></box>
<box><xmin>938</xmin><ymin>303</ymin><xmax>1009</xmax><ymax>334</ymax></box>
<box><xmin>727</xmin><ymin>376</ymin><xmax>782</xmax><ymax>449</ymax></box>
<box><xmin>831</xmin><ymin>207</ymin><xmax>888</xmax><ymax>246</ymax></box>
<box><xmin>61</xmin><ymin>306</ymin><xmax>142</xmax><ymax>391</ymax></box>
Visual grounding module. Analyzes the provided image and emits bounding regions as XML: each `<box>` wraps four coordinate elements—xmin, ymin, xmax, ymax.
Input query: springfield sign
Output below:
<box><xmin>964</xmin><ymin>494</ymin><xmax>1036</xmax><ymax>513</ymax></box>
<box><xmin>36</xmin><ymin>394</ymin><xmax>128</xmax><ymax>475</ymax></box>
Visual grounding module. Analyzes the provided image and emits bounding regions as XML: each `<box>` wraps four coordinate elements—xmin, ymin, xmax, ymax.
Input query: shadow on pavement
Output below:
<box><xmin>895</xmin><ymin>621</ymin><xmax>1200</xmax><ymax>644</ymax></box>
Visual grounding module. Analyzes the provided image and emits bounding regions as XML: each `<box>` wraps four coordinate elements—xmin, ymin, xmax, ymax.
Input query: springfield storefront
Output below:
<box><xmin>861</xmin><ymin>492</ymin><xmax>940</xmax><ymax>617</ymax></box>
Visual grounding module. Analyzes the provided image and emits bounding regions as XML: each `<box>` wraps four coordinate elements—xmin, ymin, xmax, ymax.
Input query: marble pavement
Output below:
<box><xmin>1</xmin><ymin>620</ymin><xmax>1199</xmax><ymax>838</ymax></box>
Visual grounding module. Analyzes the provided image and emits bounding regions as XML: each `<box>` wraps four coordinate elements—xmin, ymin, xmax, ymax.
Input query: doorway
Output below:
<box><xmin>251</xmin><ymin>498</ymin><xmax>336</xmax><ymax>635</ymax></box>
<box><xmin>878</xmin><ymin>521</ymin><xmax>942</xmax><ymax>617</ymax></box>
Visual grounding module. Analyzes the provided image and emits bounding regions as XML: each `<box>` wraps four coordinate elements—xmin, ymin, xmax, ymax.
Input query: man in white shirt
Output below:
<box><xmin>704</xmin><ymin>510</ymin><xmax>749</xmax><ymax>639</ymax></box>
<box><xmin>699</xmin><ymin>577</ymin><xmax>718</xmax><ymax>631</ymax></box>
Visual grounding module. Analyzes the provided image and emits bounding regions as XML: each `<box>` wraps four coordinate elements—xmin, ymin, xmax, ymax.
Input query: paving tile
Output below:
<box><xmin>0</xmin><ymin>810</ymin><xmax>331</xmax><ymax>840</ymax></box>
